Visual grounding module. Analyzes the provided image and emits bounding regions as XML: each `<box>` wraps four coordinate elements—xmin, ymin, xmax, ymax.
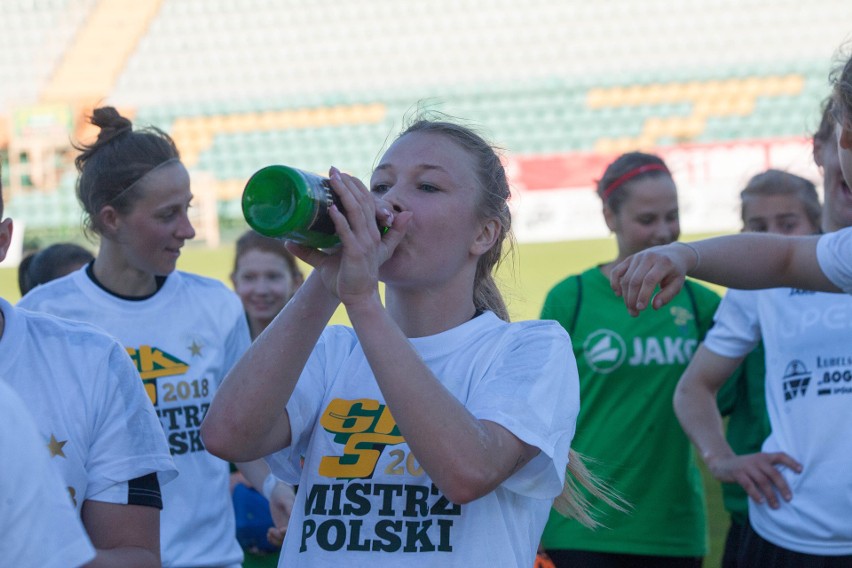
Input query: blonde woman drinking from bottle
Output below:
<box><xmin>202</xmin><ymin>118</ymin><xmax>591</xmax><ymax>567</ymax></box>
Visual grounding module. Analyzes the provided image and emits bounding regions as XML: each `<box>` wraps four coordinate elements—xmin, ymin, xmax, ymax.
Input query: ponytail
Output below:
<box><xmin>553</xmin><ymin>449</ymin><xmax>631</xmax><ymax>529</ymax></box>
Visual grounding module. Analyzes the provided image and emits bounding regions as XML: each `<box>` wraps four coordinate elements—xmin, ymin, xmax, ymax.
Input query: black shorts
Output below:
<box><xmin>739</xmin><ymin>521</ymin><xmax>852</xmax><ymax>568</ymax></box>
<box><xmin>543</xmin><ymin>549</ymin><xmax>702</xmax><ymax>568</ymax></box>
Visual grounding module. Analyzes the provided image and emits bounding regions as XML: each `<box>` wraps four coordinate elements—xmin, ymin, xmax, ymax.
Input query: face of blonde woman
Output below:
<box><xmin>232</xmin><ymin>249</ymin><xmax>299</xmax><ymax>332</ymax></box>
<box><xmin>605</xmin><ymin>175</ymin><xmax>680</xmax><ymax>260</ymax></box>
<box><xmin>742</xmin><ymin>193</ymin><xmax>819</xmax><ymax>235</ymax></box>
<box><xmin>370</xmin><ymin>131</ymin><xmax>494</xmax><ymax>288</ymax></box>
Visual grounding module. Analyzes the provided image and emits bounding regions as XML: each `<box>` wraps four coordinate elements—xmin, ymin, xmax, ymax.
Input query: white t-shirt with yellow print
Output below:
<box><xmin>268</xmin><ymin>311</ymin><xmax>579</xmax><ymax>568</ymax></box>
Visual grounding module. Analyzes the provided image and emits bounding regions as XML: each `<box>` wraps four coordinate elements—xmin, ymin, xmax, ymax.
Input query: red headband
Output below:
<box><xmin>602</xmin><ymin>163</ymin><xmax>670</xmax><ymax>200</ymax></box>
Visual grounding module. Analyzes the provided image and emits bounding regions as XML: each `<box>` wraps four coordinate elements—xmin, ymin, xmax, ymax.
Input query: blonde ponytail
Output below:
<box><xmin>553</xmin><ymin>449</ymin><xmax>631</xmax><ymax>529</ymax></box>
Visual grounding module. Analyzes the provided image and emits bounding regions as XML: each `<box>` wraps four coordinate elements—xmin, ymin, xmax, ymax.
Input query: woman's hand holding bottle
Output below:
<box><xmin>286</xmin><ymin>167</ymin><xmax>410</xmax><ymax>307</ymax></box>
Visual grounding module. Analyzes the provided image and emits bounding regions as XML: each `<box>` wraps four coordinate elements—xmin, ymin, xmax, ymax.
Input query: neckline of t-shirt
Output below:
<box><xmin>409</xmin><ymin>310</ymin><xmax>498</xmax><ymax>356</ymax></box>
<box><xmin>85</xmin><ymin>261</ymin><xmax>169</xmax><ymax>302</ymax></box>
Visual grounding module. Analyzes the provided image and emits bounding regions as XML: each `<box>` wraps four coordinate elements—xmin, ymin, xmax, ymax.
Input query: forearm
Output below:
<box><xmin>687</xmin><ymin>233</ymin><xmax>833</xmax><ymax>291</ymax></box>
<box><xmin>674</xmin><ymin>380</ymin><xmax>733</xmax><ymax>466</ymax></box>
<box><xmin>347</xmin><ymin>297</ymin><xmax>526</xmax><ymax>503</ymax></box>
<box><xmin>202</xmin><ymin>273</ymin><xmax>339</xmax><ymax>461</ymax></box>
<box><xmin>236</xmin><ymin>458</ymin><xmax>272</xmax><ymax>491</ymax></box>
<box><xmin>234</xmin><ymin>458</ymin><xmax>293</xmax><ymax>496</ymax></box>
<box><xmin>236</xmin><ymin>458</ymin><xmax>295</xmax><ymax>534</ymax></box>
<box><xmin>673</xmin><ymin>349</ymin><xmax>740</xmax><ymax>468</ymax></box>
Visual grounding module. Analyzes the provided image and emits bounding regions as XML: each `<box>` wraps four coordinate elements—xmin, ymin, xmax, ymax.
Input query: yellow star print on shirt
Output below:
<box><xmin>47</xmin><ymin>434</ymin><xmax>67</xmax><ymax>458</ymax></box>
<box><xmin>189</xmin><ymin>340</ymin><xmax>203</xmax><ymax>357</ymax></box>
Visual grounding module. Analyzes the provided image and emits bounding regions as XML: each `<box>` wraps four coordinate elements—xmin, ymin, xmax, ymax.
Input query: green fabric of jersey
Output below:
<box><xmin>716</xmin><ymin>342</ymin><xmax>771</xmax><ymax>525</ymax></box>
<box><xmin>540</xmin><ymin>267</ymin><xmax>717</xmax><ymax>557</ymax></box>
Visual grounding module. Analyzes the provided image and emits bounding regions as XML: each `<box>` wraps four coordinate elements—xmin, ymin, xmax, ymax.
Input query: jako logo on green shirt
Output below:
<box><xmin>583</xmin><ymin>329</ymin><xmax>626</xmax><ymax>374</ymax></box>
<box><xmin>583</xmin><ymin>329</ymin><xmax>699</xmax><ymax>373</ymax></box>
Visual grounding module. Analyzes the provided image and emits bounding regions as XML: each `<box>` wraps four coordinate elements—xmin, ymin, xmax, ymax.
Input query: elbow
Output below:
<box><xmin>429</xmin><ymin>433</ymin><xmax>539</xmax><ymax>504</ymax></box>
<box><xmin>438</xmin><ymin>483</ymin><xmax>480</xmax><ymax>506</ymax></box>
<box><xmin>673</xmin><ymin>371</ymin><xmax>715</xmax><ymax>426</ymax></box>
<box><xmin>200</xmin><ymin>410</ymin><xmax>276</xmax><ymax>463</ymax></box>
<box><xmin>433</xmin><ymin>465</ymin><xmax>497</xmax><ymax>505</ymax></box>
<box><xmin>673</xmin><ymin>367</ymin><xmax>702</xmax><ymax>409</ymax></box>
<box><xmin>672</xmin><ymin>380</ymin><xmax>688</xmax><ymax>412</ymax></box>
<box><xmin>672</xmin><ymin>380</ymin><xmax>693</xmax><ymax>424</ymax></box>
<box><xmin>200</xmin><ymin>417</ymin><xmax>242</xmax><ymax>462</ymax></box>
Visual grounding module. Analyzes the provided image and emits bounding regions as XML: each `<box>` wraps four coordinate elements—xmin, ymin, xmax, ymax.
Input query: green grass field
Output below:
<box><xmin>0</xmin><ymin>235</ymin><xmax>730</xmax><ymax>567</ymax></box>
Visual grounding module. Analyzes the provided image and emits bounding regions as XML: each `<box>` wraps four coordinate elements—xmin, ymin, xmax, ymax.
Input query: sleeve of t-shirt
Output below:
<box><xmin>89</xmin><ymin>473</ymin><xmax>162</xmax><ymax>509</ymax></box>
<box><xmin>702</xmin><ymin>288</ymin><xmax>762</xmax><ymax>359</ymax></box>
<box><xmin>466</xmin><ymin>321</ymin><xmax>578</xmax><ymax>500</ymax></box>
<box><xmin>816</xmin><ymin>228</ymin><xmax>852</xmax><ymax>294</ymax></box>
<box><xmin>85</xmin><ymin>341</ymin><xmax>178</xmax><ymax>500</ymax></box>
<box><xmin>0</xmin><ymin>382</ymin><xmax>96</xmax><ymax>568</ymax></box>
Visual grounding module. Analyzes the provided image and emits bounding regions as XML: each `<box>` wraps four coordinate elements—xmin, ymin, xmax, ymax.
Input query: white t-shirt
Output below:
<box><xmin>705</xmin><ymin>287</ymin><xmax>852</xmax><ymax>555</ymax></box>
<box><xmin>20</xmin><ymin>268</ymin><xmax>251</xmax><ymax>568</ymax></box>
<box><xmin>0</xmin><ymin>298</ymin><xmax>177</xmax><ymax>512</ymax></box>
<box><xmin>817</xmin><ymin>227</ymin><xmax>852</xmax><ymax>293</ymax></box>
<box><xmin>0</xmin><ymin>379</ymin><xmax>95</xmax><ymax>568</ymax></box>
<box><xmin>268</xmin><ymin>312</ymin><xmax>579</xmax><ymax>568</ymax></box>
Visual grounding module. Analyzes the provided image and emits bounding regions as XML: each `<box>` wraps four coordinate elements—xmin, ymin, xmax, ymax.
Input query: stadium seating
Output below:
<box><xmin>1</xmin><ymin>0</ymin><xmax>849</xmax><ymax>234</ymax></box>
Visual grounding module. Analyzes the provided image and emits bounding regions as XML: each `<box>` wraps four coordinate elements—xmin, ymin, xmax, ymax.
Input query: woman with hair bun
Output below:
<box><xmin>19</xmin><ymin>106</ymin><xmax>285</xmax><ymax>568</ymax></box>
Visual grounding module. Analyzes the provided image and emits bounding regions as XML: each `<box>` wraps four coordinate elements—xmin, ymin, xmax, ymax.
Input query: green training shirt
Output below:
<box><xmin>540</xmin><ymin>266</ymin><xmax>717</xmax><ymax>557</ymax></box>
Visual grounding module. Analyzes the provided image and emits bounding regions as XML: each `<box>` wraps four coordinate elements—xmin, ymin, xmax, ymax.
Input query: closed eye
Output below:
<box><xmin>158</xmin><ymin>209</ymin><xmax>180</xmax><ymax>220</ymax></box>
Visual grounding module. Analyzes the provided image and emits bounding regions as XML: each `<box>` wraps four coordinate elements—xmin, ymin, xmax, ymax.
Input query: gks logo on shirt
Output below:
<box><xmin>126</xmin><ymin>345</ymin><xmax>189</xmax><ymax>406</ymax></box>
<box><xmin>300</xmin><ymin>398</ymin><xmax>460</xmax><ymax>554</ymax></box>
<box><xmin>319</xmin><ymin>398</ymin><xmax>405</xmax><ymax>479</ymax></box>
<box><xmin>125</xmin><ymin>345</ymin><xmax>209</xmax><ymax>456</ymax></box>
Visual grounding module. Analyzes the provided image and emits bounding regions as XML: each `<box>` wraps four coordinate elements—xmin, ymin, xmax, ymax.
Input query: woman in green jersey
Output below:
<box><xmin>540</xmin><ymin>152</ymin><xmax>720</xmax><ymax>567</ymax></box>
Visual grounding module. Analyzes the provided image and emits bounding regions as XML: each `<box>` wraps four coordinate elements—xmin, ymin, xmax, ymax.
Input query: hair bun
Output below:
<box><xmin>90</xmin><ymin>106</ymin><xmax>132</xmax><ymax>144</ymax></box>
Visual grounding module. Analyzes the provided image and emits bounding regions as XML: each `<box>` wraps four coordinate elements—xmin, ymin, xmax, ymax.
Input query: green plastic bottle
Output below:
<box><xmin>241</xmin><ymin>165</ymin><xmax>342</xmax><ymax>249</ymax></box>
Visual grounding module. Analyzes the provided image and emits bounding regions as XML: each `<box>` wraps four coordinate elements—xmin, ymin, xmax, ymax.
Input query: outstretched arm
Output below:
<box><xmin>674</xmin><ymin>346</ymin><xmax>801</xmax><ymax>509</ymax></box>
<box><xmin>610</xmin><ymin>234</ymin><xmax>836</xmax><ymax>315</ymax></box>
